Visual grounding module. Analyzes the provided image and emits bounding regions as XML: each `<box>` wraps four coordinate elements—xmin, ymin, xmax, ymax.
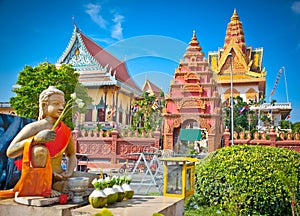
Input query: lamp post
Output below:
<box><xmin>257</xmin><ymin>91</ymin><xmax>263</xmax><ymax>131</ymax></box>
<box><xmin>228</xmin><ymin>53</ymin><xmax>234</xmax><ymax>145</ymax></box>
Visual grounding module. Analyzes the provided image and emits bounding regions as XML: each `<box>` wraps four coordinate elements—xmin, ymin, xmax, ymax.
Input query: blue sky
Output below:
<box><xmin>0</xmin><ymin>0</ymin><xmax>300</xmax><ymax>123</ymax></box>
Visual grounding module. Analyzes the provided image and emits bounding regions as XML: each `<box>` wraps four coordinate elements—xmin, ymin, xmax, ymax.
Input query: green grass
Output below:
<box><xmin>184</xmin><ymin>207</ymin><xmax>231</xmax><ymax>216</ymax></box>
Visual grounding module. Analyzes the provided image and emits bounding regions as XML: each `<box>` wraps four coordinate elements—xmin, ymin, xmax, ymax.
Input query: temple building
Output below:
<box><xmin>163</xmin><ymin>31</ymin><xmax>222</xmax><ymax>153</ymax></box>
<box><xmin>57</xmin><ymin>24</ymin><xmax>141</xmax><ymax>129</ymax></box>
<box><xmin>142</xmin><ymin>78</ymin><xmax>163</xmax><ymax>98</ymax></box>
<box><xmin>208</xmin><ymin>9</ymin><xmax>291</xmax><ymax>129</ymax></box>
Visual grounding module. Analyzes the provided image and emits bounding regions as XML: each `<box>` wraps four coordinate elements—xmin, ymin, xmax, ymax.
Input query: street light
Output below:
<box><xmin>228</xmin><ymin>53</ymin><xmax>234</xmax><ymax>145</ymax></box>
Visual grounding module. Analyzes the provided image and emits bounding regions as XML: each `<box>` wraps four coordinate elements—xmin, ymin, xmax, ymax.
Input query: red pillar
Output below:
<box><xmin>111</xmin><ymin>129</ymin><xmax>118</xmax><ymax>164</ymax></box>
<box><xmin>223</xmin><ymin>128</ymin><xmax>231</xmax><ymax>147</ymax></box>
<box><xmin>154</xmin><ymin>128</ymin><xmax>161</xmax><ymax>149</ymax></box>
<box><xmin>72</xmin><ymin>126</ymin><xmax>80</xmax><ymax>153</ymax></box>
<box><xmin>269</xmin><ymin>128</ymin><xmax>277</xmax><ymax>147</ymax></box>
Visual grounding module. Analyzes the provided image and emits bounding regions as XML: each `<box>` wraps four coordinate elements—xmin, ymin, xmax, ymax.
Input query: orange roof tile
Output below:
<box><xmin>79</xmin><ymin>32</ymin><xmax>140</xmax><ymax>91</ymax></box>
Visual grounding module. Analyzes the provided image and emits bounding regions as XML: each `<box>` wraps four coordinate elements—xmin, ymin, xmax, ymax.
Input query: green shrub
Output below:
<box><xmin>189</xmin><ymin>145</ymin><xmax>300</xmax><ymax>215</ymax></box>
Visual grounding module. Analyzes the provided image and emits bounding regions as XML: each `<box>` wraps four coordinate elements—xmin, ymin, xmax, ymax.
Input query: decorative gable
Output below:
<box><xmin>58</xmin><ymin>28</ymin><xmax>103</xmax><ymax>72</ymax></box>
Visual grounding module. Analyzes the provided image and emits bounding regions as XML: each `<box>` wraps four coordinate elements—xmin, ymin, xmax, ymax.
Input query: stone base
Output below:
<box><xmin>72</xmin><ymin>196</ymin><xmax>184</xmax><ymax>216</ymax></box>
<box><xmin>0</xmin><ymin>197</ymin><xmax>88</xmax><ymax>216</ymax></box>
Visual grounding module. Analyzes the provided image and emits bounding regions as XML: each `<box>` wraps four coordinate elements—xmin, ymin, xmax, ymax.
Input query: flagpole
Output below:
<box><xmin>282</xmin><ymin>66</ymin><xmax>289</xmax><ymax>102</ymax></box>
<box><xmin>228</xmin><ymin>53</ymin><xmax>234</xmax><ymax>145</ymax></box>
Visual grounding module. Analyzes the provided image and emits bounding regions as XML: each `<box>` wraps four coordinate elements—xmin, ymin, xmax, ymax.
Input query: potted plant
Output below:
<box><xmin>89</xmin><ymin>178</ymin><xmax>107</xmax><ymax>208</ymax></box>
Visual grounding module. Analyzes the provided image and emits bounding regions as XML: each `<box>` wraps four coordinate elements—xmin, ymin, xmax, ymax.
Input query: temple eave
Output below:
<box><xmin>80</xmin><ymin>81</ymin><xmax>117</xmax><ymax>87</ymax></box>
<box><xmin>217</xmin><ymin>77</ymin><xmax>266</xmax><ymax>84</ymax></box>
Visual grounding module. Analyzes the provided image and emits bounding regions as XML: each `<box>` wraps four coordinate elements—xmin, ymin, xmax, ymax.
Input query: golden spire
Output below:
<box><xmin>231</xmin><ymin>8</ymin><xmax>239</xmax><ymax>21</ymax></box>
<box><xmin>186</xmin><ymin>30</ymin><xmax>202</xmax><ymax>52</ymax></box>
<box><xmin>224</xmin><ymin>9</ymin><xmax>246</xmax><ymax>54</ymax></box>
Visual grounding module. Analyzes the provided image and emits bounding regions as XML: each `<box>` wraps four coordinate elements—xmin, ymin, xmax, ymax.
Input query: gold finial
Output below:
<box><xmin>231</xmin><ymin>8</ymin><xmax>239</xmax><ymax>21</ymax></box>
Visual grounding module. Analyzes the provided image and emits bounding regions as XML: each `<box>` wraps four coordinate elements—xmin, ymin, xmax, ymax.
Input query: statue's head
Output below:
<box><xmin>38</xmin><ymin>86</ymin><xmax>64</xmax><ymax>120</ymax></box>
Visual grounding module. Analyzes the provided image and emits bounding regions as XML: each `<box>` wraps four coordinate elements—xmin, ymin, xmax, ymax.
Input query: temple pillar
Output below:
<box><xmin>112</xmin><ymin>87</ymin><xmax>116</xmax><ymax>122</ymax></box>
<box><xmin>114</xmin><ymin>89</ymin><xmax>119</xmax><ymax>122</ymax></box>
<box><xmin>104</xmin><ymin>88</ymin><xmax>108</xmax><ymax>120</ymax></box>
<box><xmin>163</xmin><ymin>133</ymin><xmax>174</xmax><ymax>150</ymax></box>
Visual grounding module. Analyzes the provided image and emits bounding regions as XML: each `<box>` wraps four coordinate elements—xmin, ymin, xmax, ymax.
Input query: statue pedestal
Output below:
<box><xmin>0</xmin><ymin>196</ymin><xmax>88</xmax><ymax>216</ymax></box>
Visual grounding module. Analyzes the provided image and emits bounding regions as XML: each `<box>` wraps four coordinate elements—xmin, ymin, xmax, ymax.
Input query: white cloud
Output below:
<box><xmin>291</xmin><ymin>1</ymin><xmax>300</xmax><ymax>14</ymax></box>
<box><xmin>111</xmin><ymin>14</ymin><xmax>124</xmax><ymax>40</ymax></box>
<box><xmin>85</xmin><ymin>3</ymin><xmax>107</xmax><ymax>29</ymax></box>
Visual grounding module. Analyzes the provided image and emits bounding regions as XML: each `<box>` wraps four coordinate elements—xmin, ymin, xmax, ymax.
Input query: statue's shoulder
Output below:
<box><xmin>22</xmin><ymin>119</ymin><xmax>50</xmax><ymax>132</ymax></box>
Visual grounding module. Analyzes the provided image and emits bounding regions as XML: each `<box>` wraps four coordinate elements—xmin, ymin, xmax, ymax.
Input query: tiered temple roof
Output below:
<box><xmin>57</xmin><ymin>24</ymin><xmax>140</xmax><ymax>95</ymax></box>
<box><xmin>163</xmin><ymin>31</ymin><xmax>222</xmax><ymax>152</ymax></box>
<box><xmin>142</xmin><ymin>79</ymin><xmax>162</xmax><ymax>98</ymax></box>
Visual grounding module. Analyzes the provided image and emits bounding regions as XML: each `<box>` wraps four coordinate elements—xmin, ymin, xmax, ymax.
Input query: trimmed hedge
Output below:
<box><xmin>189</xmin><ymin>145</ymin><xmax>300</xmax><ymax>215</ymax></box>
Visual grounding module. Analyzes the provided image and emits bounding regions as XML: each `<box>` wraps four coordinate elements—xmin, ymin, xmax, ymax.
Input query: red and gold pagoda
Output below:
<box><xmin>208</xmin><ymin>9</ymin><xmax>266</xmax><ymax>102</ymax></box>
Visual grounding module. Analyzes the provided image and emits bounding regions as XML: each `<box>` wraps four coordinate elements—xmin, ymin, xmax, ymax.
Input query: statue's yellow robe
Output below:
<box><xmin>0</xmin><ymin>122</ymin><xmax>72</xmax><ymax>198</ymax></box>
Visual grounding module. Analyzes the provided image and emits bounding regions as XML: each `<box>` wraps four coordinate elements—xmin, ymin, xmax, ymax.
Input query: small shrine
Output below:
<box><xmin>160</xmin><ymin>157</ymin><xmax>198</xmax><ymax>198</ymax></box>
<box><xmin>163</xmin><ymin>31</ymin><xmax>222</xmax><ymax>153</ymax></box>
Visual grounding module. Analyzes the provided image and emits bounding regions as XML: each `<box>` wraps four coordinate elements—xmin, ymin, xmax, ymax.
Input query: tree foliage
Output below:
<box><xmin>223</xmin><ymin>96</ymin><xmax>252</xmax><ymax>133</ymax></box>
<box><xmin>292</xmin><ymin>122</ymin><xmax>300</xmax><ymax>133</ymax></box>
<box><xmin>131</xmin><ymin>91</ymin><xmax>165</xmax><ymax>132</ymax></box>
<box><xmin>222</xmin><ymin>96</ymin><xmax>274</xmax><ymax>134</ymax></box>
<box><xmin>10</xmin><ymin>62</ymin><xmax>92</xmax><ymax>129</ymax></box>
<box><xmin>188</xmin><ymin>145</ymin><xmax>300</xmax><ymax>215</ymax></box>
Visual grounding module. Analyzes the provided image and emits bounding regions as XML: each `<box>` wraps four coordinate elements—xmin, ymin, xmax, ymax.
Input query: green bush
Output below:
<box><xmin>189</xmin><ymin>145</ymin><xmax>300</xmax><ymax>215</ymax></box>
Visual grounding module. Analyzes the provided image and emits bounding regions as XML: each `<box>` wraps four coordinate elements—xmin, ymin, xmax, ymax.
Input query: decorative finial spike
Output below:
<box><xmin>72</xmin><ymin>16</ymin><xmax>78</xmax><ymax>30</ymax></box>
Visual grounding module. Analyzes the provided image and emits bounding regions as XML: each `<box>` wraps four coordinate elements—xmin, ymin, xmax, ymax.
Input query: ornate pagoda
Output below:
<box><xmin>208</xmin><ymin>9</ymin><xmax>266</xmax><ymax>102</ymax></box>
<box><xmin>208</xmin><ymin>9</ymin><xmax>291</xmax><ymax>129</ymax></box>
<box><xmin>163</xmin><ymin>31</ymin><xmax>222</xmax><ymax>153</ymax></box>
<box><xmin>57</xmin><ymin>24</ymin><xmax>141</xmax><ymax>128</ymax></box>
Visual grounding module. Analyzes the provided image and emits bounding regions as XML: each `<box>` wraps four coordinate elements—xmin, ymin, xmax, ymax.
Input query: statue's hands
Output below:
<box><xmin>33</xmin><ymin>129</ymin><xmax>56</xmax><ymax>144</ymax></box>
<box><xmin>53</xmin><ymin>172</ymin><xmax>67</xmax><ymax>181</ymax></box>
<box><xmin>50</xmin><ymin>189</ymin><xmax>61</xmax><ymax>197</ymax></box>
<box><xmin>53</xmin><ymin>171</ymin><xmax>73</xmax><ymax>181</ymax></box>
<box><xmin>61</xmin><ymin>171</ymin><xmax>73</xmax><ymax>179</ymax></box>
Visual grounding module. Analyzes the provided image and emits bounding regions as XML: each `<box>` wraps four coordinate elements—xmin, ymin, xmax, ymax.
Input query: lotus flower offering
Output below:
<box><xmin>112</xmin><ymin>176</ymin><xmax>125</xmax><ymax>202</ymax></box>
<box><xmin>89</xmin><ymin>178</ymin><xmax>107</xmax><ymax>208</ymax></box>
<box><xmin>103</xmin><ymin>176</ymin><xmax>118</xmax><ymax>205</ymax></box>
<box><xmin>121</xmin><ymin>175</ymin><xmax>134</xmax><ymax>199</ymax></box>
<box><xmin>88</xmin><ymin>175</ymin><xmax>134</xmax><ymax>208</ymax></box>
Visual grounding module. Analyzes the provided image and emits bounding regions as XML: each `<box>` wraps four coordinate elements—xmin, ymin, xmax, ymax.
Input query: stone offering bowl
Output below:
<box><xmin>67</xmin><ymin>177</ymin><xmax>89</xmax><ymax>203</ymax></box>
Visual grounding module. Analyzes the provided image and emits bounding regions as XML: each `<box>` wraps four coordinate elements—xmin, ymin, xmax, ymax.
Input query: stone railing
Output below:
<box><xmin>223</xmin><ymin>128</ymin><xmax>300</xmax><ymax>152</ymax></box>
<box><xmin>250</xmin><ymin>102</ymin><xmax>291</xmax><ymax>111</ymax></box>
<box><xmin>72</xmin><ymin>127</ymin><xmax>161</xmax><ymax>165</ymax></box>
